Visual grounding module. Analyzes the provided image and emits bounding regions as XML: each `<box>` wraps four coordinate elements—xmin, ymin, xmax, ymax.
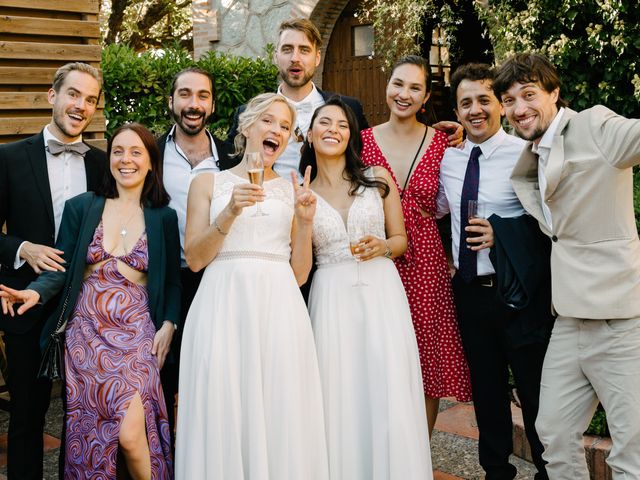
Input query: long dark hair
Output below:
<box><xmin>100</xmin><ymin>123</ymin><xmax>170</xmax><ymax>208</ymax></box>
<box><xmin>300</xmin><ymin>96</ymin><xmax>390</xmax><ymax>198</ymax></box>
<box><xmin>389</xmin><ymin>54</ymin><xmax>436</xmax><ymax>125</ymax></box>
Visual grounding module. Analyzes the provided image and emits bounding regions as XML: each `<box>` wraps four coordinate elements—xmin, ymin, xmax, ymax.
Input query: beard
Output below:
<box><xmin>280</xmin><ymin>66</ymin><xmax>315</xmax><ymax>89</ymax></box>
<box><xmin>514</xmin><ymin>125</ymin><xmax>546</xmax><ymax>142</ymax></box>
<box><xmin>52</xmin><ymin>107</ymin><xmax>87</xmax><ymax>140</ymax></box>
<box><xmin>172</xmin><ymin>107</ymin><xmax>214</xmax><ymax>136</ymax></box>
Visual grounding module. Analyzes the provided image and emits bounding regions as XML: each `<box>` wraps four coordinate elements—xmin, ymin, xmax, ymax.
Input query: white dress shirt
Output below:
<box><xmin>275</xmin><ymin>83</ymin><xmax>325</xmax><ymax>179</ymax></box>
<box><xmin>438</xmin><ymin>128</ymin><xmax>527</xmax><ymax>275</ymax></box>
<box><xmin>531</xmin><ymin>107</ymin><xmax>565</xmax><ymax>230</ymax></box>
<box><xmin>14</xmin><ymin>126</ymin><xmax>87</xmax><ymax>268</ymax></box>
<box><xmin>163</xmin><ymin>125</ymin><xmax>220</xmax><ymax>266</ymax></box>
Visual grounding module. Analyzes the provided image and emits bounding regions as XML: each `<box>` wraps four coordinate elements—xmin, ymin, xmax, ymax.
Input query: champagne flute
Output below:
<box><xmin>348</xmin><ymin>231</ymin><xmax>368</xmax><ymax>287</ymax></box>
<box><xmin>246</xmin><ymin>152</ymin><xmax>267</xmax><ymax>217</ymax></box>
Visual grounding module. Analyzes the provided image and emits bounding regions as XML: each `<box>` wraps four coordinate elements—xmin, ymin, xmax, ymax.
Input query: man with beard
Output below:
<box><xmin>227</xmin><ymin>18</ymin><xmax>369</xmax><ymax>178</ymax></box>
<box><xmin>0</xmin><ymin>62</ymin><xmax>106</xmax><ymax>480</ymax></box>
<box><xmin>494</xmin><ymin>52</ymin><xmax>640</xmax><ymax>479</ymax></box>
<box><xmin>156</xmin><ymin>67</ymin><xmax>234</xmax><ymax>448</ymax></box>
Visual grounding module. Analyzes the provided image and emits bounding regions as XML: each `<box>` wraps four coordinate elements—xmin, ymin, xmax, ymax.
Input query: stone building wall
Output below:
<box><xmin>192</xmin><ymin>0</ymin><xmax>352</xmax><ymax>85</ymax></box>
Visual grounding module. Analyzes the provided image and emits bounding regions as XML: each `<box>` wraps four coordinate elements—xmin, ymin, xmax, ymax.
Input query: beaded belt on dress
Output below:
<box><xmin>215</xmin><ymin>251</ymin><xmax>289</xmax><ymax>262</ymax></box>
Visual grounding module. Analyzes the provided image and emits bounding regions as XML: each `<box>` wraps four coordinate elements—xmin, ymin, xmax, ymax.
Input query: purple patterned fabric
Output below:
<box><xmin>63</xmin><ymin>221</ymin><xmax>172</xmax><ymax>479</ymax></box>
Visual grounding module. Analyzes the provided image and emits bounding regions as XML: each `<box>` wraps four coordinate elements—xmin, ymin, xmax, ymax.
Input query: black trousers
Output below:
<box><xmin>452</xmin><ymin>273</ymin><xmax>548</xmax><ymax>480</ymax></box>
<box><xmin>3</xmin><ymin>328</ymin><xmax>53</xmax><ymax>480</ymax></box>
<box><xmin>160</xmin><ymin>267</ymin><xmax>203</xmax><ymax>451</ymax></box>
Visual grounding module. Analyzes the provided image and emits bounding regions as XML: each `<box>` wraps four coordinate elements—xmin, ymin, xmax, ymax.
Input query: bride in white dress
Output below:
<box><xmin>175</xmin><ymin>93</ymin><xmax>328</xmax><ymax>479</ymax></box>
<box><xmin>299</xmin><ymin>97</ymin><xmax>433</xmax><ymax>479</ymax></box>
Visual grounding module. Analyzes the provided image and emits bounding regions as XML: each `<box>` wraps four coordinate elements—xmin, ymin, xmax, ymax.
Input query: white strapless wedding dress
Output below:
<box><xmin>176</xmin><ymin>171</ymin><xmax>328</xmax><ymax>480</ymax></box>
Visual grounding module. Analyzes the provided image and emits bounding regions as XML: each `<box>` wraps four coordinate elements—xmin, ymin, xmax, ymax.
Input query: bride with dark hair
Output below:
<box><xmin>300</xmin><ymin>96</ymin><xmax>432</xmax><ymax>479</ymax></box>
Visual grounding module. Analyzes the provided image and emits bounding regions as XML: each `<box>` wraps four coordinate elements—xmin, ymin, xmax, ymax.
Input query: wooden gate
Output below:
<box><xmin>0</xmin><ymin>0</ymin><xmax>105</xmax><ymax>147</ymax></box>
<box><xmin>321</xmin><ymin>0</ymin><xmax>389</xmax><ymax>127</ymax></box>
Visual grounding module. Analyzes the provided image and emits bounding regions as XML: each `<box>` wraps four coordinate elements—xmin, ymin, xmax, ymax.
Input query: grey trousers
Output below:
<box><xmin>536</xmin><ymin>316</ymin><xmax>640</xmax><ymax>480</ymax></box>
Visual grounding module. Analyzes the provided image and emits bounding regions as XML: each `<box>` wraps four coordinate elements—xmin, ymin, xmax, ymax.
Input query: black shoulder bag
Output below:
<box><xmin>38</xmin><ymin>284</ymin><xmax>72</xmax><ymax>381</ymax></box>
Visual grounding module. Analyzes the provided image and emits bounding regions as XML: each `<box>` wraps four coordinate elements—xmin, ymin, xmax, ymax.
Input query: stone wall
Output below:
<box><xmin>191</xmin><ymin>0</ymin><xmax>352</xmax><ymax>86</ymax></box>
<box><xmin>193</xmin><ymin>0</ymin><xmax>317</xmax><ymax>59</ymax></box>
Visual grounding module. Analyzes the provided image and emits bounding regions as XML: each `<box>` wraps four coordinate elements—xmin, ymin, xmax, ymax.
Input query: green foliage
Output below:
<box><xmin>478</xmin><ymin>0</ymin><xmax>640</xmax><ymax>118</ymax></box>
<box><xmin>101</xmin><ymin>43</ymin><xmax>279</xmax><ymax>137</ymax></box>
<box><xmin>357</xmin><ymin>0</ymin><xmax>462</xmax><ymax>70</ymax></box>
<box><xmin>585</xmin><ymin>405</ymin><xmax>609</xmax><ymax>437</ymax></box>
<box><xmin>478</xmin><ymin>0</ymin><xmax>640</xmax><ymax>229</ymax></box>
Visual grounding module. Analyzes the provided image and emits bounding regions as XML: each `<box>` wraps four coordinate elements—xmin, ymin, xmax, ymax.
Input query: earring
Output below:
<box><xmin>420</xmin><ymin>104</ymin><xmax>426</xmax><ymax>114</ymax></box>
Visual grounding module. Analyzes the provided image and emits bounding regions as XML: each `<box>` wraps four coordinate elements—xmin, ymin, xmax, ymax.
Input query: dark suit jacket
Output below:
<box><xmin>0</xmin><ymin>131</ymin><xmax>107</xmax><ymax>334</ymax></box>
<box><xmin>29</xmin><ymin>193</ymin><xmax>181</xmax><ymax>352</ymax></box>
<box><xmin>488</xmin><ymin>214</ymin><xmax>555</xmax><ymax>348</ymax></box>
<box><xmin>157</xmin><ymin>128</ymin><xmax>237</xmax><ymax>171</ymax></box>
<box><xmin>225</xmin><ymin>88</ymin><xmax>369</xmax><ymax>147</ymax></box>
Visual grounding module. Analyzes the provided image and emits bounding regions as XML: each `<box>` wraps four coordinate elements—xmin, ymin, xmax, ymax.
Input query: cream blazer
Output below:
<box><xmin>511</xmin><ymin>106</ymin><xmax>640</xmax><ymax>319</ymax></box>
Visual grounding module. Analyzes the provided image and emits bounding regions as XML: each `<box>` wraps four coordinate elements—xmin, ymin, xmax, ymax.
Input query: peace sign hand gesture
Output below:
<box><xmin>291</xmin><ymin>166</ymin><xmax>316</xmax><ymax>226</ymax></box>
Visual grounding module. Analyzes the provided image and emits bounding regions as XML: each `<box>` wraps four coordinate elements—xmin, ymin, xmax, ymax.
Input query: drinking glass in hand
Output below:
<box><xmin>466</xmin><ymin>200</ymin><xmax>483</xmax><ymax>247</ymax></box>
<box><xmin>246</xmin><ymin>152</ymin><xmax>267</xmax><ymax>217</ymax></box>
<box><xmin>348</xmin><ymin>232</ymin><xmax>368</xmax><ymax>287</ymax></box>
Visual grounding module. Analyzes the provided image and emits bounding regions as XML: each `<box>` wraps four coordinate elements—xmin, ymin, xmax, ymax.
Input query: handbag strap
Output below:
<box><xmin>400</xmin><ymin>126</ymin><xmax>428</xmax><ymax>199</ymax></box>
<box><xmin>53</xmin><ymin>282</ymin><xmax>72</xmax><ymax>335</ymax></box>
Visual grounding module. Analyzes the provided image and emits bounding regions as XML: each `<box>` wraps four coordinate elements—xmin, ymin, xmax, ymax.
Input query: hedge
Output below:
<box><xmin>101</xmin><ymin>43</ymin><xmax>279</xmax><ymax>138</ymax></box>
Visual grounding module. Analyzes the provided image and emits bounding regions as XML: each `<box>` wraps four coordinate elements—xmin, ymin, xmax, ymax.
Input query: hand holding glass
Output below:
<box><xmin>246</xmin><ymin>152</ymin><xmax>267</xmax><ymax>217</ymax></box>
<box><xmin>348</xmin><ymin>232</ymin><xmax>368</xmax><ymax>287</ymax></box>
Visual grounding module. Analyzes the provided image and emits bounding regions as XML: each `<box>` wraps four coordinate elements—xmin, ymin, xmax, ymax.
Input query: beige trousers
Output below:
<box><xmin>536</xmin><ymin>316</ymin><xmax>640</xmax><ymax>480</ymax></box>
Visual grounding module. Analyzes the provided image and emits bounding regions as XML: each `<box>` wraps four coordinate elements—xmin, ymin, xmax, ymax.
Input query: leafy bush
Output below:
<box><xmin>101</xmin><ymin>43</ymin><xmax>278</xmax><ymax>137</ymax></box>
<box><xmin>477</xmin><ymin>1</ymin><xmax>640</xmax><ymax>229</ymax></box>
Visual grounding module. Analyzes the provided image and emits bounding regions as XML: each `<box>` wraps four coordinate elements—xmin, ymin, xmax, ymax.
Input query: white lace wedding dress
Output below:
<box><xmin>309</xmin><ymin>172</ymin><xmax>433</xmax><ymax>480</ymax></box>
<box><xmin>176</xmin><ymin>171</ymin><xmax>329</xmax><ymax>480</ymax></box>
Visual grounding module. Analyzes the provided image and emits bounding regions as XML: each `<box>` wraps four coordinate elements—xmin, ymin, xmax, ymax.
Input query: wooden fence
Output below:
<box><xmin>0</xmin><ymin>0</ymin><xmax>105</xmax><ymax>147</ymax></box>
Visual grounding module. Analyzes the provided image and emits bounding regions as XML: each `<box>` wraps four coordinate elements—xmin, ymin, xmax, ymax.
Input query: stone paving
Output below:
<box><xmin>0</xmin><ymin>393</ymin><xmax>539</xmax><ymax>479</ymax></box>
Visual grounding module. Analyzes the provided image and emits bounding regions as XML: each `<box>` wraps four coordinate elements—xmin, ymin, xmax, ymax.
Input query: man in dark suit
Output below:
<box><xmin>438</xmin><ymin>63</ymin><xmax>553</xmax><ymax>480</ymax></box>
<box><xmin>0</xmin><ymin>62</ymin><xmax>106</xmax><ymax>480</ymax></box>
<box><xmin>226</xmin><ymin>18</ymin><xmax>369</xmax><ymax>178</ymax></box>
<box><xmin>156</xmin><ymin>67</ymin><xmax>234</xmax><ymax>447</ymax></box>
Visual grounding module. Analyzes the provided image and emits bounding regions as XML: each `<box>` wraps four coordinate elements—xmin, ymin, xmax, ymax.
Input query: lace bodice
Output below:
<box><xmin>210</xmin><ymin>171</ymin><xmax>294</xmax><ymax>259</ymax></box>
<box><xmin>312</xmin><ymin>173</ymin><xmax>386</xmax><ymax>265</ymax></box>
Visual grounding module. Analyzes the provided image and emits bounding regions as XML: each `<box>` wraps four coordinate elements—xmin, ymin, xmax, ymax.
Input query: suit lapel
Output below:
<box><xmin>543</xmin><ymin>135</ymin><xmax>564</xmax><ymax>201</ymax></box>
<box><xmin>511</xmin><ymin>145</ymin><xmax>550</xmax><ymax>234</ymax></box>
<box><xmin>84</xmin><ymin>147</ymin><xmax>106</xmax><ymax>191</ymax></box>
<box><xmin>27</xmin><ymin>132</ymin><xmax>55</xmax><ymax>230</ymax></box>
<box><xmin>144</xmin><ymin>207</ymin><xmax>161</xmax><ymax>318</ymax></box>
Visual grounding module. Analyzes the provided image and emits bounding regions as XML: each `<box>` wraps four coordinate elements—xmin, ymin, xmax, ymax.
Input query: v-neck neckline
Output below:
<box><xmin>314</xmin><ymin>189</ymin><xmax>359</xmax><ymax>233</ymax></box>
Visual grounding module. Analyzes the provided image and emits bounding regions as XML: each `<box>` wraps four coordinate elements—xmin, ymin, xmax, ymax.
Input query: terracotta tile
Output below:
<box><xmin>44</xmin><ymin>433</ymin><xmax>61</xmax><ymax>451</ymax></box>
<box><xmin>434</xmin><ymin>403</ymin><xmax>479</xmax><ymax>440</ymax></box>
<box><xmin>434</xmin><ymin>470</ymin><xmax>464</xmax><ymax>480</ymax></box>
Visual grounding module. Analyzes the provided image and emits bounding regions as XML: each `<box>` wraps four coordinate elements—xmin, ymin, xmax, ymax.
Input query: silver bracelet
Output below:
<box><xmin>214</xmin><ymin>217</ymin><xmax>228</xmax><ymax>236</ymax></box>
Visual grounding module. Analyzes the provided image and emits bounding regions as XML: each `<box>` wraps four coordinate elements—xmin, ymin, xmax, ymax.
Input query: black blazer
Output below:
<box><xmin>0</xmin><ymin>131</ymin><xmax>107</xmax><ymax>334</ymax></box>
<box><xmin>225</xmin><ymin>88</ymin><xmax>369</xmax><ymax>146</ymax></box>
<box><xmin>29</xmin><ymin>193</ymin><xmax>181</xmax><ymax>352</ymax></box>
<box><xmin>157</xmin><ymin>128</ymin><xmax>237</xmax><ymax>171</ymax></box>
<box><xmin>488</xmin><ymin>214</ymin><xmax>555</xmax><ymax>348</ymax></box>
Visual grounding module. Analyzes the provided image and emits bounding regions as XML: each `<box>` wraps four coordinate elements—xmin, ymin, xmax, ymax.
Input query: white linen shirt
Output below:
<box><xmin>275</xmin><ymin>83</ymin><xmax>325</xmax><ymax>179</ymax></box>
<box><xmin>531</xmin><ymin>107</ymin><xmax>566</xmax><ymax>230</ymax></box>
<box><xmin>163</xmin><ymin>125</ymin><xmax>220</xmax><ymax>266</ymax></box>
<box><xmin>438</xmin><ymin>128</ymin><xmax>527</xmax><ymax>275</ymax></box>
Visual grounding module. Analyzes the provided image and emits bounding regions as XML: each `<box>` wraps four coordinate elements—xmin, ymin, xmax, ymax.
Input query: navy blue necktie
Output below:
<box><xmin>458</xmin><ymin>146</ymin><xmax>481</xmax><ymax>283</ymax></box>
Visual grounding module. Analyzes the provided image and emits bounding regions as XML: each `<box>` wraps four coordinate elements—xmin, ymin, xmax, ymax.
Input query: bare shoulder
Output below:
<box><xmin>189</xmin><ymin>172</ymin><xmax>215</xmax><ymax>197</ymax></box>
<box><xmin>372</xmin><ymin>165</ymin><xmax>391</xmax><ymax>181</ymax></box>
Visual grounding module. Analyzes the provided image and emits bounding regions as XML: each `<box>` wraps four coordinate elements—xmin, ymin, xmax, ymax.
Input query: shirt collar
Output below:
<box><xmin>465</xmin><ymin>127</ymin><xmax>508</xmax><ymax>160</ymax></box>
<box><xmin>166</xmin><ymin>124</ymin><xmax>218</xmax><ymax>160</ymax></box>
<box><xmin>532</xmin><ymin>107</ymin><xmax>565</xmax><ymax>154</ymax></box>
<box><xmin>277</xmin><ymin>83</ymin><xmax>324</xmax><ymax>107</ymax></box>
<box><xmin>44</xmin><ymin>125</ymin><xmax>83</xmax><ymax>146</ymax></box>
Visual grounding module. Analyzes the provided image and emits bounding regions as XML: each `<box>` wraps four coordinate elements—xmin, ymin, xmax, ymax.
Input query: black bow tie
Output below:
<box><xmin>47</xmin><ymin>139</ymin><xmax>90</xmax><ymax>156</ymax></box>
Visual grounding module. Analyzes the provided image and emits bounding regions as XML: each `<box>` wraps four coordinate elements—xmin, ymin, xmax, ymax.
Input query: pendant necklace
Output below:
<box><xmin>120</xmin><ymin>207</ymin><xmax>139</xmax><ymax>238</ymax></box>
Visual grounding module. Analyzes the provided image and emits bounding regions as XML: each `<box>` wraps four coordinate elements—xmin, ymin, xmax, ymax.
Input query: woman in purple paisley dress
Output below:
<box><xmin>0</xmin><ymin>123</ymin><xmax>180</xmax><ymax>479</ymax></box>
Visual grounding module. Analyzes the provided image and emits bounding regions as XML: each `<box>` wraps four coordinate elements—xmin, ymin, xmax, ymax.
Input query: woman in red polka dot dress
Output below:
<box><xmin>361</xmin><ymin>55</ymin><xmax>472</xmax><ymax>435</ymax></box>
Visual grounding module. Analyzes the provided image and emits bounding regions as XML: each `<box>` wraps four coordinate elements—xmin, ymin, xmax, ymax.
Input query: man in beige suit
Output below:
<box><xmin>493</xmin><ymin>53</ymin><xmax>640</xmax><ymax>480</ymax></box>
